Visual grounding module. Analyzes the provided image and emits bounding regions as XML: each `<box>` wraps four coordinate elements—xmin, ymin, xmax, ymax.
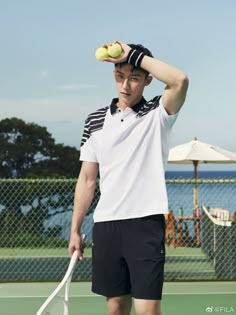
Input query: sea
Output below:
<box><xmin>165</xmin><ymin>170</ymin><xmax>236</xmax><ymax>179</ymax></box>
<box><xmin>165</xmin><ymin>170</ymin><xmax>236</xmax><ymax>217</ymax></box>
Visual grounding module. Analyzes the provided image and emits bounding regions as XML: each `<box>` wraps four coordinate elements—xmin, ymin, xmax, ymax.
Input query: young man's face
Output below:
<box><xmin>113</xmin><ymin>64</ymin><xmax>152</xmax><ymax>107</ymax></box>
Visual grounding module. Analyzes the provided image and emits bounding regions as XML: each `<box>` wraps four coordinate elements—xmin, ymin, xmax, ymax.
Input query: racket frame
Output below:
<box><xmin>36</xmin><ymin>235</ymin><xmax>85</xmax><ymax>315</ymax></box>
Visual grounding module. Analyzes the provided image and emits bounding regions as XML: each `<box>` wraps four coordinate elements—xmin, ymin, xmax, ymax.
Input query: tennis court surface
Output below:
<box><xmin>1</xmin><ymin>281</ymin><xmax>235</xmax><ymax>315</ymax></box>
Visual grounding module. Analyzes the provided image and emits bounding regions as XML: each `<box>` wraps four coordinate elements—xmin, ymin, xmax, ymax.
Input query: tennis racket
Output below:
<box><xmin>36</xmin><ymin>235</ymin><xmax>85</xmax><ymax>315</ymax></box>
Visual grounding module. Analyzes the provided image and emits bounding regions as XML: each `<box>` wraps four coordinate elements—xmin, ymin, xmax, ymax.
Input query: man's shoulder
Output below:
<box><xmin>84</xmin><ymin>106</ymin><xmax>109</xmax><ymax>134</ymax></box>
<box><xmin>146</xmin><ymin>95</ymin><xmax>162</xmax><ymax>106</ymax></box>
<box><xmin>86</xmin><ymin>106</ymin><xmax>109</xmax><ymax>121</ymax></box>
<box><xmin>138</xmin><ymin>95</ymin><xmax>162</xmax><ymax>117</ymax></box>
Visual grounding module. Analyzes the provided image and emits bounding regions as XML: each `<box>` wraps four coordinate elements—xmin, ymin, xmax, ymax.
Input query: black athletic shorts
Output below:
<box><xmin>92</xmin><ymin>214</ymin><xmax>166</xmax><ymax>300</ymax></box>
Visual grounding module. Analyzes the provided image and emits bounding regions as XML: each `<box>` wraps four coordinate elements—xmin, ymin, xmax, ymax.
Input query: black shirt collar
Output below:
<box><xmin>110</xmin><ymin>97</ymin><xmax>146</xmax><ymax>115</ymax></box>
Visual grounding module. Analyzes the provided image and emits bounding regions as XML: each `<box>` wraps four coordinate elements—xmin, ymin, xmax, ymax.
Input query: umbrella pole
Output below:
<box><xmin>193</xmin><ymin>160</ymin><xmax>198</xmax><ymax>209</ymax></box>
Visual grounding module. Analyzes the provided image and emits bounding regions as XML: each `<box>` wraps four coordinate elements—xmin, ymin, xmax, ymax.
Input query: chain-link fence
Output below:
<box><xmin>0</xmin><ymin>177</ymin><xmax>235</xmax><ymax>282</ymax></box>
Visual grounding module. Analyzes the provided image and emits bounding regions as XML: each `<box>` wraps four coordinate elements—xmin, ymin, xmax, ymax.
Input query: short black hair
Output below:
<box><xmin>115</xmin><ymin>43</ymin><xmax>153</xmax><ymax>76</ymax></box>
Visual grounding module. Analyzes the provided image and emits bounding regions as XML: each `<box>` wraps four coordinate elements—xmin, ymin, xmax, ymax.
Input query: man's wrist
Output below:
<box><xmin>127</xmin><ymin>49</ymin><xmax>145</xmax><ymax>68</ymax></box>
<box><xmin>71</xmin><ymin>226</ymin><xmax>81</xmax><ymax>234</ymax></box>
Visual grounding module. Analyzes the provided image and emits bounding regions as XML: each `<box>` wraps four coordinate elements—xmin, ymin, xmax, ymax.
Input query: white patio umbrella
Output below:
<box><xmin>168</xmin><ymin>138</ymin><xmax>236</xmax><ymax>208</ymax></box>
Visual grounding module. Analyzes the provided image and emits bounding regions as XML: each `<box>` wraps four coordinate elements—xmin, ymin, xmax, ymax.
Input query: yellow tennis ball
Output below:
<box><xmin>95</xmin><ymin>47</ymin><xmax>109</xmax><ymax>60</ymax></box>
<box><xmin>108</xmin><ymin>43</ymin><xmax>122</xmax><ymax>58</ymax></box>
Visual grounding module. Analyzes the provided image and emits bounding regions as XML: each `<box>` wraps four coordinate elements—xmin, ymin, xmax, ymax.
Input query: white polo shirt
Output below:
<box><xmin>80</xmin><ymin>96</ymin><xmax>178</xmax><ymax>222</ymax></box>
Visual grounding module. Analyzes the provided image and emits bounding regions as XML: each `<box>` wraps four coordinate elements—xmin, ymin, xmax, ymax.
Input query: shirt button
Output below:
<box><xmin>121</xmin><ymin>119</ymin><xmax>124</xmax><ymax>122</ymax></box>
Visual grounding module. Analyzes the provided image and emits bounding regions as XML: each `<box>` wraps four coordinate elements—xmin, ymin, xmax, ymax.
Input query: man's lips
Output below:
<box><xmin>121</xmin><ymin>92</ymin><xmax>130</xmax><ymax>96</ymax></box>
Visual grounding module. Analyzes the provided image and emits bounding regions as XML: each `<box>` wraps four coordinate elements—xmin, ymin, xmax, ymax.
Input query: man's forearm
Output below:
<box><xmin>141</xmin><ymin>56</ymin><xmax>187</xmax><ymax>88</ymax></box>
<box><xmin>141</xmin><ymin>55</ymin><xmax>189</xmax><ymax>114</ymax></box>
<box><xmin>68</xmin><ymin>162</ymin><xmax>98</xmax><ymax>257</ymax></box>
<box><xmin>70</xmin><ymin>174</ymin><xmax>97</xmax><ymax>235</ymax></box>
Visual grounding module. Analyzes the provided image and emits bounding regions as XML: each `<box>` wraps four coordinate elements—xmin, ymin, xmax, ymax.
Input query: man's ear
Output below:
<box><xmin>145</xmin><ymin>75</ymin><xmax>153</xmax><ymax>86</ymax></box>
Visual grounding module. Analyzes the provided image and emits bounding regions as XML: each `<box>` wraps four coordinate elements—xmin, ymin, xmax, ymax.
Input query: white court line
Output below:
<box><xmin>163</xmin><ymin>292</ymin><xmax>236</xmax><ymax>295</ymax></box>
<box><xmin>0</xmin><ymin>295</ymin><xmax>99</xmax><ymax>298</ymax></box>
<box><xmin>0</xmin><ymin>292</ymin><xmax>236</xmax><ymax>298</ymax></box>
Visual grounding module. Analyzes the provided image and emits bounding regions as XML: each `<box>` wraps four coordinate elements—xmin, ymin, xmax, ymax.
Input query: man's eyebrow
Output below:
<box><xmin>115</xmin><ymin>70</ymin><xmax>141</xmax><ymax>77</ymax></box>
<box><xmin>130</xmin><ymin>73</ymin><xmax>141</xmax><ymax>77</ymax></box>
<box><xmin>115</xmin><ymin>70</ymin><xmax>124</xmax><ymax>74</ymax></box>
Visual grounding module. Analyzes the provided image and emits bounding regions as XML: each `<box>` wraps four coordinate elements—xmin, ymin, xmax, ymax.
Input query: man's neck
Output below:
<box><xmin>117</xmin><ymin>97</ymin><xmax>143</xmax><ymax>111</ymax></box>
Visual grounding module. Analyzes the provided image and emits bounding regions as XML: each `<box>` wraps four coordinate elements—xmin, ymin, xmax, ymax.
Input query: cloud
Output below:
<box><xmin>39</xmin><ymin>69</ymin><xmax>49</xmax><ymax>78</ymax></box>
<box><xmin>57</xmin><ymin>83</ymin><xmax>97</xmax><ymax>92</ymax></box>
<box><xmin>0</xmin><ymin>97</ymin><xmax>97</xmax><ymax>122</ymax></box>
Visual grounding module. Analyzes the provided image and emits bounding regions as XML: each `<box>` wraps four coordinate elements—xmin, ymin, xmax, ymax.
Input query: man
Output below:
<box><xmin>68</xmin><ymin>41</ymin><xmax>189</xmax><ymax>315</ymax></box>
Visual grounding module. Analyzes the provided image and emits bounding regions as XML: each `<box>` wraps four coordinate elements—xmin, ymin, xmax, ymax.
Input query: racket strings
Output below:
<box><xmin>40</xmin><ymin>294</ymin><xmax>68</xmax><ymax>315</ymax></box>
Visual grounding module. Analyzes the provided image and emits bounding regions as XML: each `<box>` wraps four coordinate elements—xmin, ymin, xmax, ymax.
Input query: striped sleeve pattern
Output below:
<box><xmin>137</xmin><ymin>95</ymin><xmax>161</xmax><ymax>117</ymax></box>
<box><xmin>80</xmin><ymin>106</ymin><xmax>109</xmax><ymax>147</ymax></box>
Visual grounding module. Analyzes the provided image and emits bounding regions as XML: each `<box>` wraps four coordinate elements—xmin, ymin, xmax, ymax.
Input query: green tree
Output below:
<box><xmin>0</xmin><ymin>117</ymin><xmax>81</xmax><ymax>177</ymax></box>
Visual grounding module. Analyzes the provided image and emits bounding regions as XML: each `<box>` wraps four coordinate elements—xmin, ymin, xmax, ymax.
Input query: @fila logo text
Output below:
<box><xmin>206</xmin><ymin>306</ymin><xmax>234</xmax><ymax>313</ymax></box>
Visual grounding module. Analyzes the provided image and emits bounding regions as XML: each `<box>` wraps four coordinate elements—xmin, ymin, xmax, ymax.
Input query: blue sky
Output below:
<box><xmin>0</xmin><ymin>0</ymin><xmax>235</xmax><ymax>171</ymax></box>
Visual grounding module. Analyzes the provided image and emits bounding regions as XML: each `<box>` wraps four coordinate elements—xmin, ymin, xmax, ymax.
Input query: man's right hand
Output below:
<box><xmin>68</xmin><ymin>233</ymin><xmax>85</xmax><ymax>260</ymax></box>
